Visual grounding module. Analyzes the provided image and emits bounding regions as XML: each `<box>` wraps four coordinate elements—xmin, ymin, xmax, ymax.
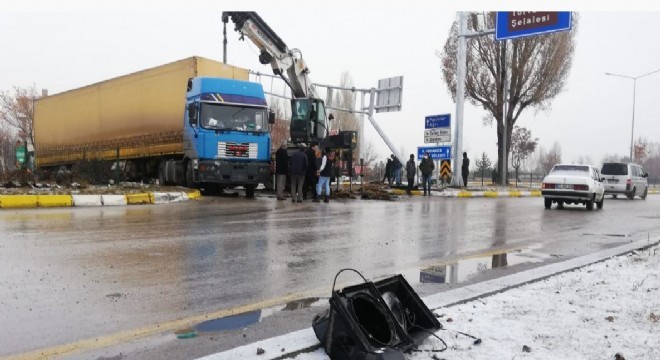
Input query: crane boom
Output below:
<box><xmin>222</xmin><ymin>11</ymin><xmax>315</xmax><ymax>99</ymax></box>
<box><xmin>223</xmin><ymin>11</ymin><xmax>328</xmax><ymax>145</ymax></box>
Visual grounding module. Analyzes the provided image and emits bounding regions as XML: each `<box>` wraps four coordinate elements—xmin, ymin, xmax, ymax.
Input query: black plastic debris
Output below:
<box><xmin>313</xmin><ymin>271</ymin><xmax>440</xmax><ymax>360</ymax></box>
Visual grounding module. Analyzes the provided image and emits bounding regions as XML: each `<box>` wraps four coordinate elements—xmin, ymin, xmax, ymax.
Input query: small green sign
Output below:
<box><xmin>16</xmin><ymin>145</ymin><xmax>26</xmax><ymax>164</ymax></box>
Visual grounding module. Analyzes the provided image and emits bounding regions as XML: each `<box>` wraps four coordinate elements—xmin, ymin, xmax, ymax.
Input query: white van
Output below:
<box><xmin>600</xmin><ymin>162</ymin><xmax>648</xmax><ymax>200</ymax></box>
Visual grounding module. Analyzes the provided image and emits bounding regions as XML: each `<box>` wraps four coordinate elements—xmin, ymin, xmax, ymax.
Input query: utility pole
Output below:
<box><xmin>451</xmin><ymin>12</ymin><xmax>495</xmax><ymax>187</ymax></box>
<box><xmin>450</xmin><ymin>12</ymin><xmax>468</xmax><ymax>187</ymax></box>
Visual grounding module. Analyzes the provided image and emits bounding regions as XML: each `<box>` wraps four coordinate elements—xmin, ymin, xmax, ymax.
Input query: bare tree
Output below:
<box><xmin>641</xmin><ymin>141</ymin><xmax>660</xmax><ymax>185</ymax></box>
<box><xmin>601</xmin><ymin>153</ymin><xmax>622</xmax><ymax>164</ymax></box>
<box><xmin>439</xmin><ymin>13</ymin><xmax>578</xmax><ymax>178</ymax></box>
<box><xmin>0</xmin><ymin>86</ymin><xmax>40</xmax><ymax>148</ymax></box>
<box><xmin>361</xmin><ymin>140</ymin><xmax>380</xmax><ymax>168</ymax></box>
<box><xmin>510</xmin><ymin>125</ymin><xmax>538</xmax><ymax>183</ymax></box>
<box><xmin>572</xmin><ymin>155</ymin><xmax>594</xmax><ymax>165</ymax></box>
<box><xmin>475</xmin><ymin>152</ymin><xmax>492</xmax><ymax>186</ymax></box>
<box><xmin>330</xmin><ymin>72</ymin><xmax>359</xmax><ymax>132</ymax></box>
<box><xmin>634</xmin><ymin>137</ymin><xmax>648</xmax><ymax>162</ymax></box>
<box><xmin>268</xmin><ymin>97</ymin><xmax>290</xmax><ymax>148</ymax></box>
<box><xmin>538</xmin><ymin>142</ymin><xmax>562</xmax><ymax>175</ymax></box>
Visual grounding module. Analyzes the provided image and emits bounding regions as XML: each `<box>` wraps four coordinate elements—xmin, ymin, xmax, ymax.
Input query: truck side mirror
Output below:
<box><xmin>268</xmin><ymin>111</ymin><xmax>275</xmax><ymax>124</ymax></box>
<box><xmin>188</xmin><ymin>103</ymin><xmax>197</xmax><ymax>126</ymax></box>
<box><xmin>643</xmin><ymin>172</ymin><xmax>649</xmax><ymax>178</ymax></box>
<box><xmin>328</xmin><ymin>113</ymin><xmax>334</xmax><ymax>121</ymax></box>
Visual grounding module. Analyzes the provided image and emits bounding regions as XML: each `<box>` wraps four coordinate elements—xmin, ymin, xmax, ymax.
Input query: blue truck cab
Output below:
<box><xmin>182</xmin><ymin>77</ymin><xmax>271</xmax><ymax>196</ymax></box>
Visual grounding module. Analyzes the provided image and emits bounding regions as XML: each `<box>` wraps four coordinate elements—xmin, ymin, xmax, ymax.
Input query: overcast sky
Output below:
<box><xmin>2</xmin><ymin>1</ymin><xmax>660</xmax><ymax>169</ymax></box>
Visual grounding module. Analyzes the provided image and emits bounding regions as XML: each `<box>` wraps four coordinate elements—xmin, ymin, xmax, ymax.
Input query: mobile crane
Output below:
<box><xmin>222</xmin><ymin>11</ymin><xmax>337</xmax><ymax>146</ymax></box>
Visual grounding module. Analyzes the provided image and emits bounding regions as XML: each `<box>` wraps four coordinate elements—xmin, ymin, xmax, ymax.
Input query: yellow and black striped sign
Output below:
<box><xmin>441</xmin><ymin>160</ymin><xmax>451</xmax><ymax>178</ymax></box>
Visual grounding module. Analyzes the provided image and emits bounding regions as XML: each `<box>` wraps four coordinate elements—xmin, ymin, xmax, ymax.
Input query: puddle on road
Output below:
<box><xmin>178</xmin><ymin>297</ymin><xmax>324</xmax><ymax>336</ymax></box>
<box><xmin>582</xmin><ymin>233</ymin><xmax>629</xmax><ymax>238</ymax></box>
<box><xmin>194</xmin><ymin>310</ymin><xmax>262</xmax><ymax>332</ymax></box>
<box><xmin>282</xmin><ymin>297</ymin><xmax>321</xmax><ymax>311</ymax></box>
<box><xmin>410</xmin><ymin>247</ymin><xmax>553</xmax><ymax>284</ymax></box>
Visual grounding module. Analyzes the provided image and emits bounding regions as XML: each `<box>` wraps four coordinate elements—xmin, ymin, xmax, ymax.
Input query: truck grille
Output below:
<box><xmin>217</xmin><ymin>142</ymin><xmax>258</xmax><ymax>159</ymax></box>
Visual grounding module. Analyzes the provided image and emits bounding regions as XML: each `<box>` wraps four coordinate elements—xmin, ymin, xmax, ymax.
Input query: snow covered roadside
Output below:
<box><xmin>291</xmin><ymin>244</ymin><xmax>660</xmax><ymax>360</ymax></box>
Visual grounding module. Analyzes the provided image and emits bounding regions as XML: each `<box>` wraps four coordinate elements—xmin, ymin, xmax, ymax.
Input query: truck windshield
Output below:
<box><xmin>200</xmin><ymin>103</ymin><xmax>268</xmax><ymax>132</ymax></box>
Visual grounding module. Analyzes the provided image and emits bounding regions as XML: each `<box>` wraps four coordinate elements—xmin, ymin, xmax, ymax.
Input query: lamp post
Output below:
<box><xmin>605</xmin><ymin>68</ymin><xmax>660</xmax><ymax>161</ymax></box>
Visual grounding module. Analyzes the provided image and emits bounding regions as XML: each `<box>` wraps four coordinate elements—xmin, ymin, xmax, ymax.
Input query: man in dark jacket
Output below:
<box><xmin>462</xmin><ymin>152</ymin><xmax>470</xmax><ymax>187</ymax></box>
<box><xmin>393</xmin><ymin>155</ymin><xmax>403</xmax><ymax>185</ymax></box>
<box><xmin>383</xmin><ymin>156</ymin><xmax>393</xmax><ymax>186</ymax></box>
<box><xmin>406</xmin><ymin>154</ymin><xmax>416</xmax><ymax>195</ymax></box>
<box><xmin>289</xmin><ymin>145</ymin><xmax>308</xmax><ymax>203</ymax></box>
<box><xmin>275</xmin><ymin>141</ymin><xmax>288</xmax><ymax>200</ymax></box>
<box><xmin>419</xmin><ymin>153</ymin><xmax>435</xmax><ymax>196</ymax></box>
<box><xmin>303</xmin><ymin>144</ymin><xmax>318</xmax><ymax>200</ymax></box>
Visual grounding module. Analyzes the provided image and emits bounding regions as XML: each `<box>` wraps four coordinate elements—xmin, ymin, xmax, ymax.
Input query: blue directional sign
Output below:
<box><xmin>418</xmin><ymin>146</ymin><xmax>451</xmax><ymax>160</ymax></box>
<box><xmin>496</xmin><ymin>12</ymin><xmax>571</xmax><ymax>41</ymax></box>
<box><xmin>425</xmin><ymin>114</ymin><xmax>451</xmax><ymax>129</ymax></box>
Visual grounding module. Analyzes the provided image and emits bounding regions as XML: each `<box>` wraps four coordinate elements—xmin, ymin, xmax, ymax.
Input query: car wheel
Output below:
<box><xmin>641</xmin><ymin>187</ymin><xmax>648</xmax><ymax>200</ymax></box>
<box><xmin>627</xmin><ymin>187</ymin><xmax>636</xmax><ymax>200</ymax></box>
<box><xmin>596</xmin><ymin>194</ymin><xmax>604</xmax><ymax>209</ymax></box>
<box><xmin>544</xmin><ymin>198</ymin><xmax>552</xmax><ymax>209</ymax></box>
<box><xmin>586</xmin><ymin>194</ymin><xmax>594</xmax><ymax>211</ymax></box>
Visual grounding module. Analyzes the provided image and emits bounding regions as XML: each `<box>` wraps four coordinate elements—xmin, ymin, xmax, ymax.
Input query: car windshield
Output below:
<box><xmin>200</xmin><ymin>103</ymin><xmax>267</xmax><ymax>132</ymax></box>
<box><xmin>601</xmin><ymin>163</ymin><xmax>628</xmax><ymax>175</ymax></box>
<box><xmin>551</xmin><ymin>165</ymin><xmax>589</xmax><ymax>174</ymax></box>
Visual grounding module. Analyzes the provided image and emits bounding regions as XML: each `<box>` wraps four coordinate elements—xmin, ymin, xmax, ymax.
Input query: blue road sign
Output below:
<box><xmin>495</xmin><ymin>12</ymin><xmax>571</xmax><ymax>41</ymax></box>
<box><xmin>418</xmin><ymin>146</ymin><xmax>451</xmax><ymax>160</ymax></box>
<box><xmin>425</xmin><ymin>114</ymin><xmax>451</xmax><ymax>129</ymax></box>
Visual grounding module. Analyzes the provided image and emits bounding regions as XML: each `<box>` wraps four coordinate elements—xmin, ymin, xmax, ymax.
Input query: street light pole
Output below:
<box><xmin>606</xmin><ymin>68</ymin><xmax>660</xmax><ymax>162</ymax></box>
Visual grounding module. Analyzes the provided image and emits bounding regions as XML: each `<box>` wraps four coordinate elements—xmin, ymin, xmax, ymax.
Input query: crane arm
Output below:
<box><xmin>223</xmin><ymin>11</ymin><xmax>315</xmax><ymax>99</ymax></box>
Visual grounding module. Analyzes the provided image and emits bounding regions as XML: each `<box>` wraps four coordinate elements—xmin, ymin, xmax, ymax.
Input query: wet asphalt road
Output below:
<box><xmin>2</xmin><ymin>194</ymin><xmax>660</xmax><ymax>358</ymax></box>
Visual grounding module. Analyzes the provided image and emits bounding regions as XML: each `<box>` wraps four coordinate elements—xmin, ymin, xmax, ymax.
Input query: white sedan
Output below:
<box><xmin>541</xmin><ymin>164</ymin><xmax>605</xmax><ymax>210</ymax></box>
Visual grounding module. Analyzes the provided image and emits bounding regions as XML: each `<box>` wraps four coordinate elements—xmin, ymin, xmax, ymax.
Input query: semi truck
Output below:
<box><xmin>34</xmin><ymin>56</ymin><xmax>273</xmax><ymax>197</ymax></box>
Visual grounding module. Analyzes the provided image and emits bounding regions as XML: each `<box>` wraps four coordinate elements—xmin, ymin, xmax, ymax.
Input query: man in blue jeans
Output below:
<box><xmin>314</xmin><ymin>147</ymin><xmax>334</xmax><ymax>203</ymax></box>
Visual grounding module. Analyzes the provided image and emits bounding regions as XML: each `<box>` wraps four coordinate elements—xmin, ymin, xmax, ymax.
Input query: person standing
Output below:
<box><xmin>462</xmin><ymin>152</ymin><xmax>470</xmax><ymax>187</ymax></box>
<box><xmin>406</xmin><ymin>154</ymin><xmax>416</xmax><ymax>195</ymax></box>
<box><xmin>314</xmin><ymin>147</ymin><xmax>334</xmax><ymax>203</ymax></box>
<box><xmin>304</xmin><ymin>144</ymin><xmax>318</xmax><ymax>200</ymax></box>
<box><xmin>383</xmin><ymin>156</ymin><xmax>393</xmax><ymax>186</ymax></box>
<box><xmin>419</xmin><ymin>153</ymin><xmax>435</xmax><ymax>196</ymax></box>
<box><xmin>393</xmin><ymin>155</ymin><xmax>403</xmax><ymax>186</ymax></box>
<box><xmin>275</xmin><ymin>141</ymin><xmax>289</xmax><ymax>200</ymax></box>
<box><xmin>289</xmin><ymin>145</ymin><xmax>308</xmax><ymax>203</ymax></box>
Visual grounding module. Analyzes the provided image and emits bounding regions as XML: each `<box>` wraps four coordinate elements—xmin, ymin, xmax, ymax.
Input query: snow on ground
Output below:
<box><xmin>293</xmin><ymin>244</ymin><xmax>660</xmax><ymax>360</ymax></box>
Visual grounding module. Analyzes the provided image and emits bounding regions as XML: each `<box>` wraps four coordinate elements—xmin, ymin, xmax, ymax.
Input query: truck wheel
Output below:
<box><xmin>245</xmin><ymin>185</ymin><xmax>256</xmax><ymax>198</ymax></box>
<box><xmin>544</xmin><ymin>198</ymin><xmax>552</xmax><ymax>209</ymax></box>
<box><xmin>185</xmin><ymin>161</ymin><xmax>197</xmax><ymax>189</ymax></box>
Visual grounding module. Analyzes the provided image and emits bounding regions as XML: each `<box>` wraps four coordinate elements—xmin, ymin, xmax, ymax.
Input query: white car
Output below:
<box><xmin>541</xmin><ymin>164</ymin><xmax>605</xmax><ymax>210</ymax></box>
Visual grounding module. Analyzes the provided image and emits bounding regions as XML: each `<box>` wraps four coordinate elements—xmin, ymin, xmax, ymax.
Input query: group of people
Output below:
<box><xmin>384</xmin><ymin>152</ymin><xmax>471</xmax><ymax>195</ymax></box>
<box><xmin>275</xmin><ymin>141</ymin><xmax>334</xmax><ymax>204</ymax></box>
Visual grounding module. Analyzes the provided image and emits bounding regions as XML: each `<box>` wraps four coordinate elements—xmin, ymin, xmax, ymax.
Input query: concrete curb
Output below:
<box><xmin>0</xmin><ymin>190</ymin><xmax>201</xmax><ymax>209</ymax></box>
<box><xmin>200</xmin><ymin>237</ymin><xmax>660</xmax><ymax>360</ymax></box>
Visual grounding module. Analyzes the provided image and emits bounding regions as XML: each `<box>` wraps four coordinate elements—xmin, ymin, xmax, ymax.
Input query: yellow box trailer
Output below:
<box><xmin>34</xmin><ymin>56</ymin><xmax>248</xmax><ymax>167</ymax></box>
